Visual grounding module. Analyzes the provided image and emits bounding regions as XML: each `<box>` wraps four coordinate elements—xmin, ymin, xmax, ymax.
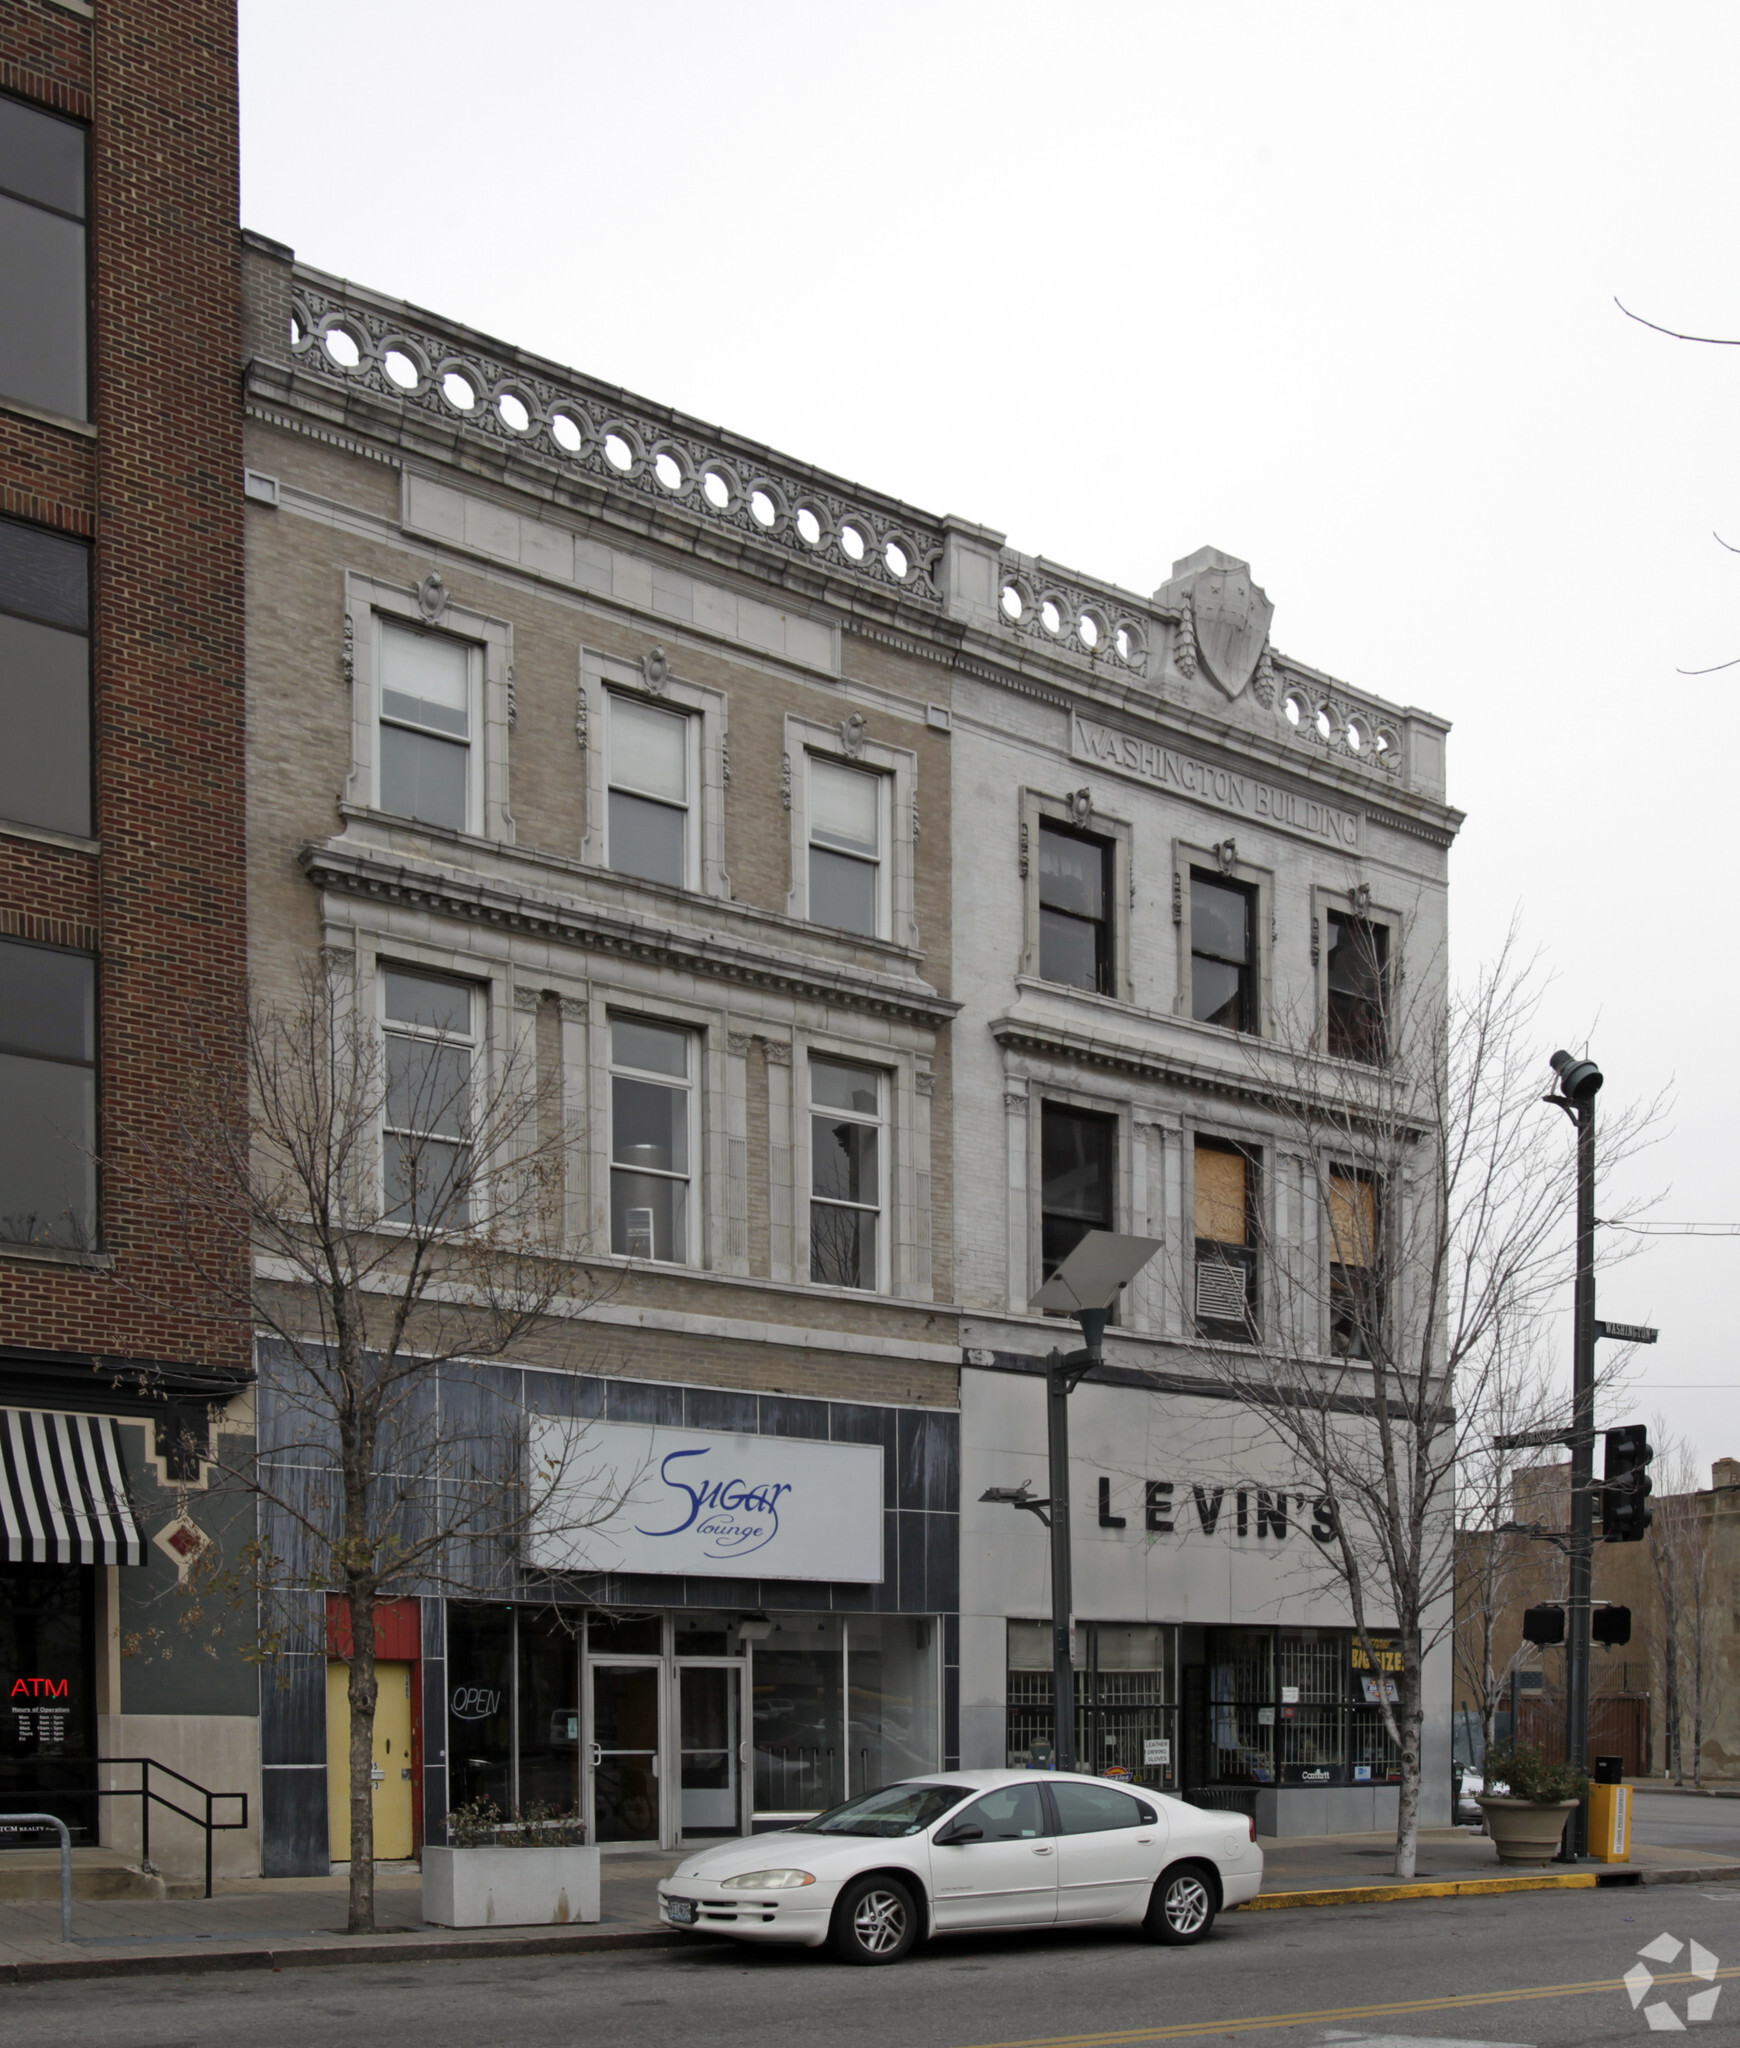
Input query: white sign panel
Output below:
<box><xmin>527</xmin><ymin>1416</ymin><xmax>884</xmax><ymax>1584</ymax></box>
<box><xmin>1142</xmin><ymin>1738</ymin><xmax>1171</xmax><ymax>1767</ymax></box>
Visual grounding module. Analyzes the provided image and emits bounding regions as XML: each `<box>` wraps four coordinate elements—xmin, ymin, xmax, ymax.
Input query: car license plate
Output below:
<box><xmin>665</xmin><ymin>1896</ymin><xmax>697</xmax><ymax>1925</ymax></box>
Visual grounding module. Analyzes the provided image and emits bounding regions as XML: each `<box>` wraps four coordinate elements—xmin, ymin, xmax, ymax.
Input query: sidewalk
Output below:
<box><xmin>2</xmin><ymin>1827</ymin><xmax>1736</xmax><ymax>1982</ymax></box>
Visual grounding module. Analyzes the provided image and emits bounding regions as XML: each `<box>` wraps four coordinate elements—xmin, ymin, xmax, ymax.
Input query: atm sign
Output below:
<box><xmin>10</xmin><ymin>1678</ymin><xmax>70</xmax><ymax>1699</ymax></box>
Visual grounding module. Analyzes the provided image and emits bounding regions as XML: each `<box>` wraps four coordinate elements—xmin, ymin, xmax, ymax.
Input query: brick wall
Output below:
<box><xmin>0</xmin><ymin>0</ymin><xmax>247</xmax><ymax>1368</ymax></box>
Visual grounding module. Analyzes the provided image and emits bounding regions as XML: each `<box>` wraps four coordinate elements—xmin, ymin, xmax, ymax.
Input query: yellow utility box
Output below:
<box><xmin>1588</xmin><ymin>1779</ymin><xmax>1632</xmax><ymax>1862</ymax></box>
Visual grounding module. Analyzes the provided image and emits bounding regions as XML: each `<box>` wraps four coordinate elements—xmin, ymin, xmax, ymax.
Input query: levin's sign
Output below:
<box><xmin>526</xmin><ymin>1416</ymin><xmax>884</xmax><ymax>1584</ymax></box>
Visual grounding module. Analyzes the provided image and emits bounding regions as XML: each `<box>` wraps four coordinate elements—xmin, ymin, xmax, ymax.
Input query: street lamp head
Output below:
<box><xmin>1549</xmin><ymin>1049</ymin><xmax>1603</xmax><ymax>1105</ymax></box>
<box><xmin>1028</xmin><ymin>1230</ymin><xmax>1163</xmax><ymax>1317</ymax></box>
<box><xmin>979</xmin><ymin>1484</ymin><xmax>1034</xmax><ymax>1506</ymax></box>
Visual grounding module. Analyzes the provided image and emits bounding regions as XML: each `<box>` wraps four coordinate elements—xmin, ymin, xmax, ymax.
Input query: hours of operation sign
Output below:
<box><xmin>526</xmin><ymin>1416</ymin><xmax>885</xmax><ymax>1583</ymax></box>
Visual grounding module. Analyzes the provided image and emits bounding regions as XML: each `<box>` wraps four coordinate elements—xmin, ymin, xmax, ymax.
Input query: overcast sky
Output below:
<box><xmin>238</xmin><ymin>1</ymin><xmax>1740</xmax><ymax>1471</ymax></box>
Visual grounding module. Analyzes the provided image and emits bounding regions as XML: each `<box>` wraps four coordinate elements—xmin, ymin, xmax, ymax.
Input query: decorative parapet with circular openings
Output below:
<box><xmin>288</xmin><ymin>288</ymin><xmax>944</xmax><ymax>607</ymax></box>
<box><xmin>1279</xmin><ymin>676</ymin><xmax>1402</xmax><ymax>775</ymax></box>
<box><xmin>996</xmin><ymin>560</ymin><xmax>1150</xmax><ymax>678</ymax></box>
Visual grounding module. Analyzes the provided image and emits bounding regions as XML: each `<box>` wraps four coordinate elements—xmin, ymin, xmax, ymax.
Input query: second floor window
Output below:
<box><xmin>610</xmin><ymin>1018</ymin><xmax>693</xmax><ymax>1262</ymax></box>
<box><xmin>0</xmin><ymin>936</ymin><xmax>95</xmax><ymax>1248</ymax></box>
<box><xmin>1327</xmin><ymin>911</ymin><xmax>1389</xmax><ymax>1063</ymax></box>
<box><xmin>808</xmin><ymin>756</ymin><xmax>885</xmax><ymax>938</ymax></box>
<box><xmin>1038</xmin><ymin>822</ymin><xmax>1113</xmax><ymax>993</ymax></box>
<box><xmin>1191</xmin><ymin>871</ymin><xmax>1255</xmax><ymax>1031</ymax></box>
<box><xmin>0</xmin><ymin>93</ymin><xmax>87</xmax><ymax>422</ymax></box>
<box><xmin>1328</xmin><ymin>1169</ymin><xmax>1380</xmax><ymax>1360</ymax></box>
<box><xmin>608</xmin><ymin>694</ymin><xmax>691</xmax><ymax>888</ymax></box>
<box><xmin>379</xmin><ymin>621</ymin><xmax>473</xmax><ymax>833</ymax></box>
<box><xmin>810</xmin><ymin>1057</ymin><xmax>883</xmax><ymax>1289</ymax></box>
<box><xmin>1194</xmin><ymin>1139</ymin><xmax>1257</xmax><ymax>1342</ymax></box>
<box><xmin>0</xmin><ymin>515</ymin><xmax>89</xmax><ymax>838</ymax></box>
<box><xmin>382</xmin><ymin>967</ymin><xmax>474</xmax><ymax>1226</ymax></box>
<box><xmin>1040</xmin><ymin>1103</ymin><xmax>1114</xmax><ymax>1282</ymax></box>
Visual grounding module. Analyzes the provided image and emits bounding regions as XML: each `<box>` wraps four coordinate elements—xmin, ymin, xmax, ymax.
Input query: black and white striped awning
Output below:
<box><xmin>1</xmin><ymin>1409</ymin><xmax>145</xmax><ymax>1565</ymax></box>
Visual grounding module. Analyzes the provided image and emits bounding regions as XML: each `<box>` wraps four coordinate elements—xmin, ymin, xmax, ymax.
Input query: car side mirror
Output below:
<box><xmin>934</xmin><ymin>1820</ymin><xmax>983</xmax><ymax>1846</ymax></box>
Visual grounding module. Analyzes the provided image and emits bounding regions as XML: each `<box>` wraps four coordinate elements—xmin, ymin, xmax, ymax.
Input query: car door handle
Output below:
<box><xmin>1032</xmin><ymin>1845</ymin><xmax>1054</xmax><ymax>1855</ymax></box>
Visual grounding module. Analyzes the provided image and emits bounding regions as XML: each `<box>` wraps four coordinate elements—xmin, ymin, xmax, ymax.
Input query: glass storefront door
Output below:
<box><xmin>677</xmin><ymin>1664</ymin><xmax>741</xmax><ymax>1839</ymax></box>
<box><xmin>590</xmin><ymin>1663</ymin><xmax>661</xmax><ymax>1843</ymax></box>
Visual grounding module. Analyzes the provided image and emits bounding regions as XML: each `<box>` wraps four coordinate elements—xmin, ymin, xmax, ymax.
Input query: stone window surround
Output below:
<box><xmin>569</xmin><ymin>983</ymin><xmax>734</xmax><ymax>1277</ymax></box>
<box><xmin>1017</xmin><ymin>787</ymin><xmax>1134</xmax><ymax>1005</ymax></box>
<box><xmin>784</xmin><ymin>714</ymin><xmax>918</xmax><ymax>950</ymax></box>
<box><xmin>326</xmin><ymin>933</ymin><xmax>515</xmax><ymax>1226</ymax></box>
<box><xmin>1311</xmin><ymin>880</ymin><xmax>1406</xmax><ymax>1062</ymax></box>
<box><xmin>1172</xmin><ymin>836</ymin><xmax>1275</xmax><ymax>1036</ymax></box>
<box><xmin>344</xmin><ymin>571</ymin><xmax>515</xmax><ymax>845</ymax></box>
<box><xmin>579</xmin><ymin>646</ymin><xmax>730</xmax><ymax>897</ymax></box>
<box><xmin>782</xmin><ymin>1025</ymin><xmax>934</xmax><ymax>1304</ymax></box>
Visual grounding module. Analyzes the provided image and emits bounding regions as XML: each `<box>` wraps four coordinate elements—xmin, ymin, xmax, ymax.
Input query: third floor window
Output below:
<box><xmin>1190</xmin><ymin>871</ymin><xmax>1255</xmax><ymax>1031</ymax></box>
<box><xmin>808</xmin><ymin>755</ymin><xmax>886</xmax><ymax>938</ymax></box>
<box><xmin>0</xmin><ymin>516</ymin><xmax>89</xmax><ymax>838</ymax></box>
<box><xmin>0</xmin><ymin>93</ymin><xmax>87</xmax><ymax>422</ymax></box>
<box><xmin>1038</xmin><ymin>822</ymin><xmax>1112</xmax><ymax>994</ymax></box>
<box><xmin>1326</xmin><ymin>911</ymin><xmax>1390</xmax><ymax>1063</ymax></box>
<box><xmin>608</xmin><ymin>693</ymin><xmax>692</xmax><ymax>889</ymax></box>
<box><xmin>378</xmin><ymin>620</ymin><xmax>475</xmax><ymax>834</ymax></box>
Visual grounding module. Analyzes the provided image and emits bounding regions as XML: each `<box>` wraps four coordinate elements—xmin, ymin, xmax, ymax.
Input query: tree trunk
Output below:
<box><xmin>346</xmin><ymin>1580</ymin><xmax>379</xmax><ymax>1936</ymax></box>
<box><xmin>1392</xmin><ymin>1649</ymin><xmax>1423</xmax><ymax>1880</ymax></box>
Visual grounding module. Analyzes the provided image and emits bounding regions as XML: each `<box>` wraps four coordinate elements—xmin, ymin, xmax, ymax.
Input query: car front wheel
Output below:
<box><xmin>1144</xmin><ymin>1862</ymin><xmax>1217</xmax><ymax>1945</ymax></box>
<box><xmin>829</xmin><ymin>1874</ymin><xmax>920</xmax><ymax>1965</ymax></box>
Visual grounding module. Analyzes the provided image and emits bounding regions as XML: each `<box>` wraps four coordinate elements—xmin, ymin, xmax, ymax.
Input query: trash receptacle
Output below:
<box><xmin>1588</xmin><ymin>1755</ymin><xmax>1631</xmax><ymax>1861</ymax></box>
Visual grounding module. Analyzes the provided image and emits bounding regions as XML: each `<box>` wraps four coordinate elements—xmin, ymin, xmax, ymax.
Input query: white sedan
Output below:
<box><xmin>657</xmin><ymin>1769</ymin><xmax>1263</xmax><ymax>1964</ymax></box>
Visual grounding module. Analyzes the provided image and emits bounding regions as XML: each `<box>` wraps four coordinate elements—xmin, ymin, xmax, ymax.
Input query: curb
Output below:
<box><xmin>1247</xmin><ymin>1864</ymin><xmax>1739</xmax><ymax>1911</ymax></box>
<box><xmin>0</xmin><ymin>1924</ymin><xmax>710</xmax><ymax>1986</ymax></box>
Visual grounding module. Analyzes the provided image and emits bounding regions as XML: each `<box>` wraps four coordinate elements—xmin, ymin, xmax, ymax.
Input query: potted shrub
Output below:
<box><xmin>423</xmin><ymin>1800</ymin><xmax>600</xmax><ymax>1927</ymax></box>
<box><xmin>1475</xmin><ymin>1741</ymin><xmax>1587</xmax><ymax>1865</ymax></box>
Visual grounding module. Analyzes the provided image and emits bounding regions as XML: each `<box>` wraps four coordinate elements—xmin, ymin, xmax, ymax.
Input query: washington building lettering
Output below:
<box><xmin>1072</xmin><ymin>714</ymin><xmax>1361</xmax><ymax>851</ymax></box>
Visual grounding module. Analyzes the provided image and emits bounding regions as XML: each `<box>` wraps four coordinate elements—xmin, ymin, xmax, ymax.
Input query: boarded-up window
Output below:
<box><xmin>1329</xmin><ymin>1169</ymin><xmax>1381</xmax><ymax>1359</ymax></box>
<box><xmin>1194</xmin><ymin>1141</ymin><xmax>1256</xmax><ymax>1341</ymax></box>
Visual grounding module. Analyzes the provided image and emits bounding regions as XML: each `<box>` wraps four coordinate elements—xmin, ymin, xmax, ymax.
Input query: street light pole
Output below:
<box><xmin>983</xmin><ymin>1234</ymin><xmax>1160</xmax><ymax>1779</ymax></box>
<box><xmin>1549</xmin><ymin>1048</ymin><xmax>1602</xmax><ymax>1861</ymax></box>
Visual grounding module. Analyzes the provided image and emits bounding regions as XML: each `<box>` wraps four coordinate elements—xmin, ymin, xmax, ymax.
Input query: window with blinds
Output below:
<box><xmin>1194</xmin><ymin>1140</ymin><xmax>1257</xmax><ymax>1342</ymax></box>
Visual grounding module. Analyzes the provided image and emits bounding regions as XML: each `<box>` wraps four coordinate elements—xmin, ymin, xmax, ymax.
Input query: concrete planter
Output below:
<box><xmin>1475</xmin><ymin>1793</ymin><xmax>1579</xmax><ymax>1865</ymax></box>
<box><xmin>422</xmin><ymin>1844</ymin><xmax>601</xmax><ymax>1927</ymax></box>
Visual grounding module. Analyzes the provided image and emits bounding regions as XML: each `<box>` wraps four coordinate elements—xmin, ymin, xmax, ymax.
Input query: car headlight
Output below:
<box><xmin>719</xmin><ymin>1868</ymin><xmax>816</xmax><ymax>1890</ymax></box>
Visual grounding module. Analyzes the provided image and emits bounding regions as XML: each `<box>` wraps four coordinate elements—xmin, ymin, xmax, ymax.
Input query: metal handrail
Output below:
<box><xmin>2</xmin><ymin>1756</ymin><xmax>248</xmax><ymax>1899</ymax></box>
<box><xmin>0</xmin><ymin>1813</ymin><xmax>72</xmax><ymax>1939</ymax></box>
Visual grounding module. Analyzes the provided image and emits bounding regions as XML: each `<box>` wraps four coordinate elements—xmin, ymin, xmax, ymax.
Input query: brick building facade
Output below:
<box><xmin>0</xmin><ymin>0</ymin><xmax>254</xmax><ymax>1874</ymax></box>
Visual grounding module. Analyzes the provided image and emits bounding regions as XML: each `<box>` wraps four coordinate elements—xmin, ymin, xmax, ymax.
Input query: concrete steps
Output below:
<box><xmin>0</xmin><ymin>1850</ymin><xmax>202</xmax><ymax>1902</ymax></box>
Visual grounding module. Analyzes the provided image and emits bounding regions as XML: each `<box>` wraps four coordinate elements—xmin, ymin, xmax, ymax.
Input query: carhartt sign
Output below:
<box><xmin>1071</xmin><ymin>713</ymin><xmax>1361</xmax><ymax>850</ymax></box>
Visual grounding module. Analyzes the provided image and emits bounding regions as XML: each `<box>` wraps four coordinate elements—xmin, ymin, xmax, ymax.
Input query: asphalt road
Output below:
<box><xmin>1633</xmin><ymin>1790</ymin><xmax>1740</xmax><ymax>1858</ymax></box>
<box><xmin>13</xmin><ymin>1883</ymin><xmax>1740</xmax><ymax>2048</ymax></box>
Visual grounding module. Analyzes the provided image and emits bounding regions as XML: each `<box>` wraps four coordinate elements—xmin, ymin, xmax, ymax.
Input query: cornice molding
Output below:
<box><xmin>302</xmin><ymin>840</ymin><xmax>961</xmax><ymax>1030</ymax></box>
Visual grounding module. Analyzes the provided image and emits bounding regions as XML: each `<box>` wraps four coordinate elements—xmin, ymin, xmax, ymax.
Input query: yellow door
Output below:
<box><xmin>327</xmin><ymin>1660</ymin><xmax>415</xmax><ymax>1863</ymax></box>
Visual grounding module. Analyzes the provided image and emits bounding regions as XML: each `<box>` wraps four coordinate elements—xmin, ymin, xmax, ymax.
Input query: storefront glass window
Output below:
<box><xmin>753</xmin><ymin>1616</ymin><xmax>844</xmax><ymax>1815</ymax></box>
<box><xmin>846</xmin><ymin>1616</ymin><xmax>938</xmax><ymax>1792</ymax></box>
<box><xmin>445</xmin><ymin>1603</ymin><xmax>513</xmax><ymax>1815</ymax></box>
<box><xmin>0</xmin><ymin>1562</ymin><xmax>94</xmax><ymax>1840</ymax></box>
<box><xmin>1006</xmin><ymin>1620</ymin><xmax>1177</xmax><ymax>1791</ymax></box>
<box><xmin>1186</xmin><ymin>1626</ymin><xmax>1403</xmax><ymax>1789</ymax></box>
<box><xmin>517</xmin><ymin>1610</ymin><xmax>579</xmax><ymax>1813</ymax></box>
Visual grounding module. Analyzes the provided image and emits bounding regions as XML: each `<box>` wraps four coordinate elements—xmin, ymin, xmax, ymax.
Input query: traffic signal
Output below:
<box><xmin>1592</xmin><ymin>1605</ymin><xmax>1633</xmax><ymax>1647</ymax></box>
<box><xmin>1603</xmin><ymin>1424</ymin><xmax>1655</xmax><ymax>1542</ymax></box>
<box><xmin>1523</xmin><ymin>1604</ymin><xmax>1566</xmax><ymax>1646</ymax></box>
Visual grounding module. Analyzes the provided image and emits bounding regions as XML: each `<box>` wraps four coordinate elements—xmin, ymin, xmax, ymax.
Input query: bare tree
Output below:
<box><xmin>147</xmin><ymin>958</ymin><xmax>625</xmax><ymax>1933</ymax></box>
<box><xmin>1173</xmin><ymin>920</ymin><xmax>1658</xmax><ymax>1878</ymax></box>
<box><xmin>1647</xmin><ymin>1429</ymin><xmax>1721</xmax><ymax>1786</ymax></box>
<box><xmin>1453</xmin><ymin>1327</ymin><xmax>1560</xmax><ymax>1755</ymax></box>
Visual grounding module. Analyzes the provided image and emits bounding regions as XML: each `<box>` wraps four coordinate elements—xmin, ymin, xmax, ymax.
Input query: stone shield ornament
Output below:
<box><xmin>1192</xmin><ymin>565</ymin><xmax>1273</xmax><ymax>699</ymax></box>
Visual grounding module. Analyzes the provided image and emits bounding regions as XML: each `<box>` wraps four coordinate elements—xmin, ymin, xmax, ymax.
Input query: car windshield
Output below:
<box><xmin>796</xmin><ymin>1783</ymin><xmax>973</xmax><ymax>1838</ymax></box>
